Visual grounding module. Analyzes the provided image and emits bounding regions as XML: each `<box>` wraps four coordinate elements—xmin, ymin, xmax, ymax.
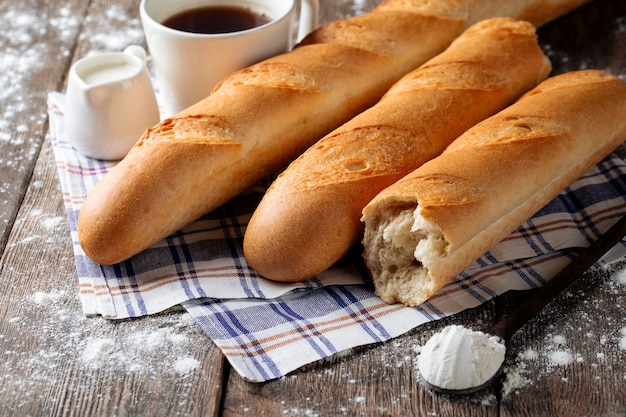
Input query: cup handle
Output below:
<box><xmin>296</xmin><ymin>0</ymin><xmax>319</xmax><ymax>42</ymax></box>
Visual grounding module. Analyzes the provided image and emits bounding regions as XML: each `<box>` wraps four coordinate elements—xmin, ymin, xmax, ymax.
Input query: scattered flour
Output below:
<box><xmin>619</xmin><ymin>328</ymin><xmax>626</xmax><ymax>351</ymax></box>
<box><xmin>2</xmin><ymin>288</ymin><xmax>204</xmax><ymax>405</ymax></box>
<box><xmin>0</xmin><ymin>4</ymin><xmax>78</xmax><ymax>145</ymax></box>
<box><xmin>544</xmin><ymin>334</ymin><xmax>581</xmax><ymax>368</ymax></box>
<box><xmin>32</xmin><ymin>290</ymin><xmax>66</xmax><ymax>306</ymax></box>
<box><xmin>78</xmin><ymin>319</ymin><xmax>201</xmax><ymax>375</ymax></box>
<box><xmin>173</xmin><ymin>357</ymin><xmax>201</xmax><ymax>376</ymax></box>
<box><xmin>613</xmin><ymin>266</ymin><xmax>626</xmax><ymax>287</ymax></box>
<box><xmin>82</xmin><ymin>338</ymin><xmax>116</xmax><ymax>364</ymax></box>
<box><xmin>501</xmin><ymin>359</ymin><xmax>530</xmax><ymax>397</ymax></box>
<box><xmin>547</xmin><ymin>350</ymin><xmax>574</xmax><ymax>367</ymax></box>
<box><xmin>353</xmin><ymin>396</ymin><xmax>366</xmax><ymax>405</ymax></box>
<box><xmin>42</xmin><ymin>216</ymin><xmax>65</xmax><ymax>230</ymax></box>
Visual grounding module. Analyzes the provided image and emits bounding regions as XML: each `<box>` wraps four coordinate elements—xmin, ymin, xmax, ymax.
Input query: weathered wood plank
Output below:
<box><xmin>537</xmin><ymin>0</ymin><xmax>626</xmax><ymax>76</ymax></box>
<box><xmin>0</xmin><ymin>0</ymin><xmax>226</xmax><ymax>415</ymax></box>
<box><xmin>0</xmin><ymin>0</ymin><xmax>87</xmax><ymax>250</ymax></box>
<box><xmin>499</xmin><ymin>266</ymin><xmax>626</xmax><ymax>416</ymax></box>
<box><xmin>0</xmin><ymin>118</ymin><xmax>227</xmax><ymax>417</ymax></box>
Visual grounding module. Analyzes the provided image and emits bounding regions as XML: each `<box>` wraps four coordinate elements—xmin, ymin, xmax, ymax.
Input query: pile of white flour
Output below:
<box><xmin>418</xmin><ymin>325</ymin><xmax>506</xmax><ymax>391</ymax></box>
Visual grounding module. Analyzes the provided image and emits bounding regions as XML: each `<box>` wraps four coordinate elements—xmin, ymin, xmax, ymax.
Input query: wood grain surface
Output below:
<box><xmin>0</xmin><ymin>0</ymin><xmax>624</xmax><ymax>416</ymax></box>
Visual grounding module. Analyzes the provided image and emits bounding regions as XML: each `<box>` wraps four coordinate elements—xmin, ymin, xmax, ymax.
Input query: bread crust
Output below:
<box><xmin>78</xmin><ymin>4</ymin><xmax>465</xmax><ymax>265</ymax></box>
<box><xmin>78</xmin><ymin>0</ymin><xmax>589</xmax><ymax>265</ymax></box>
<box><xmin>243</xmin><ymin>18</ymin><xmax>551</xmax><ymax>282</ymax></box>
<box><xmin>361</xmin><ymin>70</ymin><xmax>626</xmax><ymax>306</ymax></box>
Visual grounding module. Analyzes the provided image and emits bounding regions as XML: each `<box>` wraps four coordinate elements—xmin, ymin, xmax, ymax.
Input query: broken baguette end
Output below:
<box><xmin>362</xmin><ymin>205</ymin><xmax>448</xmax><ymax>306</ymax></box>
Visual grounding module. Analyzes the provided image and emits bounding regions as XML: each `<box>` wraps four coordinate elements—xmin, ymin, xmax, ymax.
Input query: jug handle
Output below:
<box><xmin>297</xmin><ymin>0</ymin><xmax>319</xmax><ymax>42</ymax></box>
<box><xmin>123</xmin><ymin>45</ymin><xmax>148</xmax><ymax>65</ymax></box>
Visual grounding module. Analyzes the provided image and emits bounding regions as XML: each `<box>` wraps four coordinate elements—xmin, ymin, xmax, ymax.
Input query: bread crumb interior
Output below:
<box><xmin>363</xmin><ymin>206</ymin><xmax>447</xmax><ymax>306</ymax></box>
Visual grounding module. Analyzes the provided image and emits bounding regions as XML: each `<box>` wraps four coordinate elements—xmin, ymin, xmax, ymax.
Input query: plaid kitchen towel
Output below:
<box><xmin>47</xmin><ymin>92</ymin><xmax>626</xmax><ymax>381</ymax></box>
<box><xmin>182</xmin><ymin>171</ymin><xmax>626</xmax><ymax>381</ymax></box>
<box><xmin>47</xmin><ymin>92</ymin><xmax>364</xmax><ymax>319</ymax></box>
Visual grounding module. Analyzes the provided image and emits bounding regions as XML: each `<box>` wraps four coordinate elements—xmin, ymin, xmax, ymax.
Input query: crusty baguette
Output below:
<box><xmin>361</xmin><ymin>70</ymin><xmax>626</xmax><ymax>306</ymax></box>
<box><xmin>78</xmin><ymin>0</ymin><xmax>589</xmax><ymax>265</ymax></box>
<box><xmin>243</xmin><ymin>18</ymin><xmax>551</xmax><ymax>282</ymax></box>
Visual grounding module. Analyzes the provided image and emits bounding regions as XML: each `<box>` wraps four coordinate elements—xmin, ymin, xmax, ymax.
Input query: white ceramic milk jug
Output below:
<box><xmin>65</xmin><ymin>46</ymin><xmax>160</xmax><ymax>161</ymax></box>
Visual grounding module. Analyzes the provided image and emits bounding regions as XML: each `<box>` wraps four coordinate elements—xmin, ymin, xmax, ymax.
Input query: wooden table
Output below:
<box><xmin>1</xmin><ymin>0</ymin><xmax>625</xmax><ymax>415</ymax></box>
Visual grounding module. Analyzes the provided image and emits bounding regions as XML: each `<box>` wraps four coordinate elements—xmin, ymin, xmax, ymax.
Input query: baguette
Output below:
<box><xmin>361</xmin><ymin>70</ymin><xmax>626</xmax><ymax>306</ymax></box>
<box><xmin>78</xmin><ymin>0</ymin><xmax>589</xmax><ymax>265</ymax></box>
<box><xmin>243</xmin><ymin>18</ymin><xmax>551</xmax><ymax>282</ymax></box>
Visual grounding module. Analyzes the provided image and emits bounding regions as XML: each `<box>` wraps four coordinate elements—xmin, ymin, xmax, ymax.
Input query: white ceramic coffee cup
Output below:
<box><xmin>64</xmin><ymin>46</ymin><xmax>160</xmax><ymax>161</ymax></box>
<box><xmin>140</xmin><ymin>0</ymin><xmax>319</xmax><ymax>117</ymax></box>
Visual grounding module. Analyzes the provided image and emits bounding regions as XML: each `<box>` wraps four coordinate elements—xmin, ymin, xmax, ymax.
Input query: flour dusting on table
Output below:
<box><xmin>1</xmin><ymin>288</ymin><xmax>205</xmax><ymax>409</ymax></box>
<box><xmin>500</xmin><ymin>262</ymin><xmax>626</xmax><ymax>397</ymax></box>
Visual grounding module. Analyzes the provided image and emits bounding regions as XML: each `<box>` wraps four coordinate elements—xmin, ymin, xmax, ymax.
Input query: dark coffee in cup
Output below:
<box><xmin>162</xmin><ymin>5</ymin><xmax>272</xmax><ymax>34</ymax></box>
<box><xmin>140</xmin><ymin>0</ymin><xmax>318</xmax><ymax>115</ymax></box>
